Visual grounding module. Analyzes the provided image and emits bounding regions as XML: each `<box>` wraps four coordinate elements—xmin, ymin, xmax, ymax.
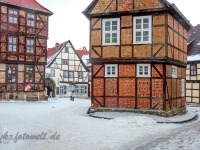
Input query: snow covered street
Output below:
<box><xmin>0</xmin><ymin>98</ymin><xmax>200</xmax><ymax>150</ymax></box>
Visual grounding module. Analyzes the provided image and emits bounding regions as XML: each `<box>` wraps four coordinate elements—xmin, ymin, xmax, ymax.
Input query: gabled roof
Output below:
<box><xmin>83</xmin><ymin>0</ymin><xmax>192</xmax><ymax>31</ymax></box>
<box><xmin>76</xmin><ymin>46</ymin><xmax>89</xmax><ymax>58</ymax></box>
<box><xmin>187</xmin><ymin>25</ymin><xmax>200</xmax><ymax>56</ymax></box>
<box><xmin>46</xmin><ymin>40</ymin><xmax>90</xmax><ymax>72</ymax></box>
<box><xmin>0</xmin><ymin>0</ymin><xmax>53</xmax><ymax>15</ymax></box>
<box><xmin>46</xmin><ymin>41</ymin><xmax>68</xmax><ymax>67</ymax></box>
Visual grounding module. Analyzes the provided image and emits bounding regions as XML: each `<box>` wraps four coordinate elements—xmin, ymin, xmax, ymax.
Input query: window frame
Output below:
<box><xmin>190</xmin><ymin>64</ymin><xmax>197</xmax><ymax>76</ymax></box>
<box><xmin>78</xmin><ymin>72</ymin><xmax>83</xmax><ymax>79</ymax></box>
<box><xmin>62</xmin><ymin>59</ymin><xmax>68</xmax><ymax>65</ymax></box>
<box><xmin>172</xmin><ymin>65</ymin><xmax>177</xmax><ymax>78</ymax></box>
<box><xmin>26</xmin><ymin>38</ymin><xmax>35</xmax><ymax>54</ymax></box>
<box><xmin>8</xmin><ymin>8</ymin><xmax>18</xmax><ymax>24</ymax></box>
<box><xmin>63</xmin><ymin>71</ymin><xmax>68</xmax><ymax>78</ymax></box>
<box><xmin>27</xmin><ymin>13</ymin><xmax>35</xmax><ymax>27</ymax></box>
<box><xmin>65</xmin><ymin>46</ymin><xmax>69</xmax><ymax>53</ymax></box>
<box><xmin>133</xmin><ymin>15</ymin><xmax>152</xmax><ymax>44</ymax></box>
<box><xmin>50</xmin><ymin>69</ymin><xmax>55</xmax><ymax>77</ymax></box>
<box><xmin>105</xmin><ymin>64</ymin><xmax>118</xmax><ymax>77</ymax></box>
<box><xmin>7</xmin><ymin>65</ymin><xmax>17</xmax><ymax>83</ymax></box>
<box><xmin>8</xmin><ymin>36</ymin><xmax>17</xmax><ymax>52</ymax></box>
<box><xmin>102</xmin><ymin>18</ymin><xmax>120</xmax><ymax>46</ymax></box>
<box><xmin>60</xmin><ymin>85</ymin><xmax>67</xmax><ymax>95</ymax></box>
<box><xmin>24</xmin><ymin>65</ymin><xmax>34</xmax><ymax>83</ymax></box>
<box><xmin>69</xmin><ymin>71</ymin><xmax>74</xmax><ymax>78</ymax></box>
<box><xmin>137</xmin><ymin>64</ymin><xmax>151</xmax><ymax>77</ymax></box>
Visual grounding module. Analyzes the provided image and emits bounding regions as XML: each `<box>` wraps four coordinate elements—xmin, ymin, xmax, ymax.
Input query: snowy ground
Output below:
<box><xmin>0</xmin><ymin>98</ymin><xmax>200</xmax><ymax>150</ymax></box>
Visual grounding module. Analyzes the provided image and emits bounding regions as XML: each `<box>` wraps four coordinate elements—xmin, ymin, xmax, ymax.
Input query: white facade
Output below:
<box><xmin>45</xmin><ymin>41</ymin><xmax>89</xmax><ymax>98</ymax></box>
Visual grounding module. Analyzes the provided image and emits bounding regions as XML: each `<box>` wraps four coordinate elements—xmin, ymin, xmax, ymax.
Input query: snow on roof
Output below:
<box><xmin>0</xmin><ymin>0</ymin><xmax>53</xmax><ymax>14</ymax></box>
<box><xmin>76</xmin><ymin>46</ymin><xmax>89</xmax><ymax>58</ymax></box>
<box><xmin>188</xmin><ymin>54</ymin><xmax>200</xmax><ymax>62</ymax></box>
<box><xmin>46</xmin><ymin>41</ymin><xmax>68</xmax><ymax>67</ymax></box>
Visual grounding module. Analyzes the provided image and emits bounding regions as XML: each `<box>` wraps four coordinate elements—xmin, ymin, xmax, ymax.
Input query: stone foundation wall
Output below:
<box><xmin>1</xmin><ymin>91</ymin><xmax>46</xmax><ymax>101</ymax></box>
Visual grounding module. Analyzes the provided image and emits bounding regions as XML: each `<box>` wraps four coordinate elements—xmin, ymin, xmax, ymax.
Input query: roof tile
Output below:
<box><xmin>1</xmin><ymin>0</ymin><xmax>53</xmax><ymax>14</ymax></box>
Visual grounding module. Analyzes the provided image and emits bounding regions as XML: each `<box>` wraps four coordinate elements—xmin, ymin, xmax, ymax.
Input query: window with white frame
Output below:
<box><xmin>137</xmin><ymin>64</ymin><xmax>151</xmax><ymax>77</ymax></box>
<box><xmin>105</xmin><ymin>64</ymin><xmax>118</xmax><ymax>77</ymax></box>
<box><xmin>181</xmin><ymin>79</ymin><xmax>185</xmax><ymax>97</ymax></box>
<box><xmin>60</xmin><ymin>85</ymin><xmax>67</xmax><ymax>95</ymax></box>
<box><xmin>50</xmin><ymin>69</ymin><xmax>55</xmax><ymax>77</ymax></box>
<box><xmin>102</xmin><ymin>18</ymin><xmax>120</xmax><ymax>45</ymax></box>
<box><xmin>172</xmin><ymin>65</ymin><xmax>177</xmax><ymax>78</ymax></box>
<box><xmin>133</xmin><ymin>16</ymin><xmax>152</xmax><ymax>44</ymax></box>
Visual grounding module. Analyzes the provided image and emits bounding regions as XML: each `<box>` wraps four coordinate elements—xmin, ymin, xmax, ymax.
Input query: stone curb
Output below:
<box><xmin>89</xmin><ymin>113</ymin><xmax>198</xmax><ymax>124</ymax></box>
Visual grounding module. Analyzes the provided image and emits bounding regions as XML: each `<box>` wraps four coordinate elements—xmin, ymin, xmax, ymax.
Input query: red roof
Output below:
<box><xmin>1</xmin><ymin>0</ymin><xmax>53</xmax><ymax>14</ymax></box>
<box><xmin>76</xmin><ymin>46</ymin><xmax>89</xmax><ymax>58</ymax></box>
<box><xmin>46</xmin><ymin>41</ymin><xmax>68</xmax><ymax>66</ymax></box>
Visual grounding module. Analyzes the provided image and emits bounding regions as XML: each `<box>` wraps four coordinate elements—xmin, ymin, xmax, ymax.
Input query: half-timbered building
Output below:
<box><xmin>0</xmin><ymin>0</ymin><xmax>53</xmax><ymax>100</ymax></box>
<box><xmin>45</xmin><ymin>41</ymin><xmax>90</xmax><ymax>98</ymax></box>
<box><xmin>186</xmin><ymin>25</ymin><xmax>200</xmax><ymax>103</ymax></box>
<box><xmin>83</xmin><ymin>0</ymin><xmax>192</xmax><ymax>117</ymax></box>
<box><xmin>76</xmin><ymin>46</ymin><xmax>92</xmax><ymax>97</ymax></box>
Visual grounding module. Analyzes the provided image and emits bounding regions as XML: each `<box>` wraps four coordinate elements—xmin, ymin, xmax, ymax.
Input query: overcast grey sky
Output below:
<box><xmin>38</xmin><ymin>0</ymin><xmax>199</xmax><ymax>50</ymax></box>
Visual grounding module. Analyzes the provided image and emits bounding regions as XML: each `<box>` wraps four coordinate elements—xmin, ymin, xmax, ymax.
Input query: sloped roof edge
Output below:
<box><xmin>46</xmin><ymin>40</ymin><xmax>90</xmax><ymax>72</ymax></box>
<box><xmin>0</xmin><ymin>0</ymin><xmax>53</xmax><ymax>15</ymax></box>
<box><xmin>82</xmin><ymin>0</ymin><xmax>192</xmax><ymax>30</ymax></box>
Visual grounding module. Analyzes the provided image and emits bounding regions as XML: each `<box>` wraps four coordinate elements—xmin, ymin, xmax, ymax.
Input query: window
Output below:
<box><xmin>50</xmin><ymin>69</ymin><xmax>55</xmax><ymax>77</ymax></box>
<box><xmin>60</xmin><ymin>85</ymin><xmax>67</xmax><ymax>95</ymax></box>
<box><xmin>68</xmin><ymin>85</ymin><xmax>75</xmax><ymax>92</ymax></box>
<box><xmin>56</xmin><ymin>87</ymin><xmax>59</xmax><ymax>95</ymax></box>
<box><xmin>27</xmin><ymin>13</ymin><xmax>35</xmax><ymax>27</ymax></box>
<box><xmin>181</xmin><ymin>79</ymin><xmax>185</xmax><ymax>97</ymax></box>
<box><xmin>63</xmin><ymin>71</ymin><xmax>68</xmax><ymax>78</ymax></box>
<box><xmin>8</xmin><ymin>36</ymin><xmax>17</xmax><ymax>52</ymax></box>
<box><xmin>102</xmin><ymin>18</ymin><xmax>120</xmax><ymax>45</ymax></box>
<box><xmin>62</xmin><ymin>59</ymin><xmax>68</xmax><ymax>65</ymax></box>
<box><xmin>78</xmin><ymin>72</ymin><xmax>83</xmax><ymax>79</ymax></box>
<box><xmin>26</xmin><ymin>39</ymin><xmax>34</xmax><ymax>53</ymax></box>
<box><xmin>190</xmin><ymin>64</ymin><xmax>197</xmax><ymax>76</ymax></box>
<box><xmin>105</xmin><ymin>64</ymin><xmax>118</xmax><ymax>77</ymax></box>
<box><xmin>9</xmin><ymin>9</ymin><xmax>18</xmax><ymax>24</ymax></box>
<box><xmin>25</xmin><ymin>66</ymin><xmax>34</xmax><ymax>83</ymax></box>
<box><xmin>137</xmin><ymin>64</ymin><xmax>151</xmax><ymax>77</ymax></box>
<box><xmin>7</xmin><ymin>65</ymin><xmax>17</xmax><ymax>83</ymax></box>
<box><xmin>65</xmin><ymin>46</ymin><xmax>69</xmax><ymax>53</ymax></box>
<box><xmin>69</xmin><ymin>72</ymin><xmax>74</xmax><ymax>78</ymax></box>
<box><xmin>172</xmin><ymin>65</ymin><xmax>177</xmax><ymax>78</ymax></box>
<box><xmin>133</xmin><ymin>16</ymin><xmax>152</xmax><ymax>44</ymax></box>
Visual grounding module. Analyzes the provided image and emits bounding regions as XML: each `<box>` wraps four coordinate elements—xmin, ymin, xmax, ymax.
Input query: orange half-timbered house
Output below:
<box><xmin>0</xmin><ymin>0</ymin><xmax>53</xmax><ymax>100</ymax></box>
<box><xmin>83</xmin><ymin>0</ymin><xmax>192</xmax><ymax>117</ymax></box>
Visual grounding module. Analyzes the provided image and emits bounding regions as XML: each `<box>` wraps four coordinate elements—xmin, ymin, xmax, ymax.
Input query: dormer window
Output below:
<box><xmin>27</xmin><ymin>13</ymin><xmax>35</xmax><ymax>27</ymax></box>
<box><xmin>9</xmin><ymin>9</ymin><xmax>18</xmax><ymax>24</ymax></box>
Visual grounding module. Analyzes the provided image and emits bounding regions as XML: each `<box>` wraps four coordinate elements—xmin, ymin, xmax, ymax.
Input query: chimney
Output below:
<box><xmin>55</xmin><ymin>43</ymin><xmax>59</xmax><ymax>47</ymax></box>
